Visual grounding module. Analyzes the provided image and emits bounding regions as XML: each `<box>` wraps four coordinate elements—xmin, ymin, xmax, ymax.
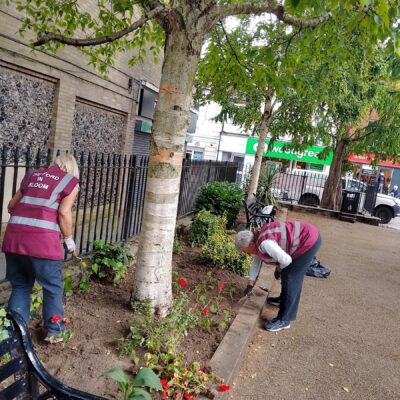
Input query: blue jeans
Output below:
<box><xmin>5</xmin><ymin>253</ymin><xmax>65</xmax><ymax>335</ymax></box>
<box><xmin>278</xmin><ymin>235</ymin><xmax>322</xmax><ymax>322</ymax></box>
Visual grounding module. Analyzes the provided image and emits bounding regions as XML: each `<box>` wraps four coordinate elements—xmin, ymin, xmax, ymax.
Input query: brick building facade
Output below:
<box><xmin>0</xmin><ymin>1</ymin><xmax>163</xmax><ymax>157</ymax></box>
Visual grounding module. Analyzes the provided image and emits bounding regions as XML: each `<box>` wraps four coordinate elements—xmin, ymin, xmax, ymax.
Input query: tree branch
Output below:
<box><xmin>33</xmin><ymin>5</ymin><xmax>165</xmax><ymax>47</ymax></box>
<box><xmin>214</xmin><ymin>1</ymin><xmax>331</xmax><ymax>27</ymax></box>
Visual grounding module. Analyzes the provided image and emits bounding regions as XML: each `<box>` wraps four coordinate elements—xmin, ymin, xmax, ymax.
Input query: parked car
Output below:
<box><xmin>342</xmin><ymin>178</ymin><xmax>400</xmax><ymax>224</ymax></box>
<box><xmin>275</xmin><ymin>169</ymin><xmax>400</xmax><ymax>223</ymax></box>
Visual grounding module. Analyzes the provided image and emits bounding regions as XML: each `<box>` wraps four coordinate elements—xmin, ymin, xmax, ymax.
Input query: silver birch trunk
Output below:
<box><xmin>247</xmin><ymin>93</ymin><xmax>273</xmax><ymax>201</ymax></box>
<box><xmin>133</xmin><ymin>28</ymin><xmax>203</xmax><ymax>315</ymax></box>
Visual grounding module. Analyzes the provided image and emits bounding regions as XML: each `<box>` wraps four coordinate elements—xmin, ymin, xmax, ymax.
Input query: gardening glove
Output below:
<box><xmin>243</xmin><ymin>284</ymin><xmax>254</xmax><ymax>297</ymax></box>
<box><xmin>274</xmin><ymin>268</ymin><xmax>281</xmax><ymax>280</ymax></box>
<box><xmin>63</xmin><ymin>236</ymin><xmax>76</xmax><ymax>254</ymax></box>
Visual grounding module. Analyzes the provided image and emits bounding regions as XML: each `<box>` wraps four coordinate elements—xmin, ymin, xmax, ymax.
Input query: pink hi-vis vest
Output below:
<box><xmin>2</xmin><ymin>165</ymin><xmax>79</xmax><ymax>260</ymax></box>
<box><xmin>254</xmin><ymin>221</ymin><xmax>319</xmax><ymax>263</ymax></box>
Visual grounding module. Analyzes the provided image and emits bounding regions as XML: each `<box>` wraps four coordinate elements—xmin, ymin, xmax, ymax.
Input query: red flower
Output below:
<box><xmin>217</xmin><ymin>385</ymin><xmax>230</xmax><ymax>392</ymax></box>
<box><xmin>50</xmin><ymin>315</ymin><xmax>61</xmax><ymax>323</ymax></box>
<box><xmin>160</xmin><ymin>379</ymin><xmax>170</xmax><ymax>390</ymax></box>
<box><xmin>178</xmin><ymin>278</ymin><xmax>187</xmax><ymax>287</ymax></box>
<box><xmin>161</xmin><ymin>391</ymin><xmax>168</xmax><ymax>399</ymax></box>
<box><xmin>218</xmin><ymin>283</ymin><xmax>225</xmax><ymax>292</ymax></box>
<box><xmin>184</xmin><ymin>394</ymin><xmax>191</xmax><ymax>399</ymax></box>
<box><xmin>201</xmin><ymin>307</ymin><xmax>209</xmax><ymax>316</ymax></box>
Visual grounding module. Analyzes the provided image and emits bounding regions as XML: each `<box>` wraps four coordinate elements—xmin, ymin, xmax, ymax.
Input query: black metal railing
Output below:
<box><xmin>270</xmin><ymin>170</ymin><xmax>328</xmax><ymax>206</ymax></box>
<box><xmin>177</xmin><ymin>159</ymin><xmax>238</xmax><ymax>216</ymax></box>
<box><xmin>0</xmin><ymin>146</ymin><xmax>239</xmax><ymax>256</ymax></box>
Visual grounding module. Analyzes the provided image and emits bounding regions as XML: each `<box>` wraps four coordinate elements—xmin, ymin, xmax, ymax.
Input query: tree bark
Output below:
<box><xmin>247</xmin><ymin>93</ymin><xmax>273</xmax><ymax>201</ymax></box>
<box><xmin>133</xmin><ymin>26</ymin><xmax>203</xmax><ymax>315</ymax></box>
<box><xmin>320</xmin><ymin>138</ymin><xmax>348</xmax><ymax>210</ymax></box>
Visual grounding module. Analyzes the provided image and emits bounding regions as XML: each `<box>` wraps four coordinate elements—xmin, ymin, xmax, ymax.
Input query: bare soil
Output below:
<box><xmin>31</xmin><ymin>246</ymin><xmax>247</xmax><ymax>398</ymax></box>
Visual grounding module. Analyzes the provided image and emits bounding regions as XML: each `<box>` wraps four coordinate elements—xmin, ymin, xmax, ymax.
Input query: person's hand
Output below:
<box><xmin>274</xmin><ymin>267</ymin><xmax>281</xmax><ymax>280</ymax></box>
<box><xmin>63</xmin><ymin>236</ymin><xmax>76</xmax><ymax>254</ymax></box>
<box><xmin>243</xmin><ymin>284</ymin><xmax>254</xmax><ymax>297</ymax></box>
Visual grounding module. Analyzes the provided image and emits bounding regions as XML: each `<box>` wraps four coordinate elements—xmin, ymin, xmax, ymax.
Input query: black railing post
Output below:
<box><xmin>0</xmin><ymin>146</ymin><xmax>8</xmax><ymax>237</ymax></box>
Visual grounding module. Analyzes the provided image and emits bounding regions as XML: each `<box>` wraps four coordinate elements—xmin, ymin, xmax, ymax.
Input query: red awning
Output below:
<box><xmin>348</xmin><ymin>154</ymin><xmax>400</xmax><ymax>169</ymax></box>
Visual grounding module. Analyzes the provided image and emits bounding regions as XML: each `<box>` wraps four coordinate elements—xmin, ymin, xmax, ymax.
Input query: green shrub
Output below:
<box><xmin>201</xmin><ymin>231</ymin><xmax>251</xmax><ymax>276</ymax></box>
<box><xmin>189</xmin><ymin>210</ymin><xmax>227</xmax><ymax>247</ymax></box>
<box><xmin>194</xmin><ymin>181</ymin><xmax>243</xmax><ymax>228</ymax></box>
<box><xmin>89</xmin><ymin>240</ymin><xmax>132</xmax><ymax>285</ymax></box>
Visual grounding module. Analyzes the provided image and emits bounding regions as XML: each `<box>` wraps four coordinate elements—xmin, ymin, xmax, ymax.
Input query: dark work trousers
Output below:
<box><xmin>277</xmin><ymin>235</ymin><xmax>321</xmax><ymax>322</ymax></box>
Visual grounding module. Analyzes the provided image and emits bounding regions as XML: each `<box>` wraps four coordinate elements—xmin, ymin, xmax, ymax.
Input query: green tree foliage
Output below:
<box><xmin>8</xmin><ymin>0</ymin><xmax>400</xmax><ymax>308</ymax></box>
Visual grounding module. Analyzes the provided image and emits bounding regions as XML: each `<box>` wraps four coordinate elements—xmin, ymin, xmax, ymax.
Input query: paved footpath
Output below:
<box><xmin>228</xmin><ymin>210</ymin><xmax>400</xmax><ymax>400</ymax></box>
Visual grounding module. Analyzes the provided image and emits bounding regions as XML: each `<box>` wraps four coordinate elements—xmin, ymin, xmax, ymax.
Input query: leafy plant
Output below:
<box><xmin>30</xmin><ymin>284</ymin><xmax>43</xmax><ymax>318</ymax></box>
<box><xmin>189</xmin><ymin>210</ymin><xmax>227</xmax><ymax>247</ymax></box>
<box><xmin>243</xmin><ymin>166</ymin><xmax>279</xmax><ymax>207</ymax></box>
<box><xmin>173</xmin><ymin>238</ymin><xmax>183</xmax><ymax>254</ymax></box>
<box><xmin>63</xmin><ymin>273</ymin><xmax>74</xmax><ymax>297</ymax></box>
<box><xmin>89</xmin><ymin>240</ymin><xmax>132</xmax><ymax>285</ymax></box>
<box><xmin>201</xmin><ymin>232</ymin><xmax>251</xmax><ymax>276</ymax></box>
<box><xmin>123</xmin><ymin>296</ymin><xmax>198</xmax><ymax>355</ymax></box>
<box><xmin>104</xmin><ymin>367</ymin><xmax>163</xmax><ymax>400</ymax></box>
<box><xmin>194</xmin><ymin>181</ymin><xmax>243</xmax><ymax>228</ymax></box>
<box><xmin>140</xmin><ymin>352</ymin><xmax>218</xmax><ymax>399</ymax></box>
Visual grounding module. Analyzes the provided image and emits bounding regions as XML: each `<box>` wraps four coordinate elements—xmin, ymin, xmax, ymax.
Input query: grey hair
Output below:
<box><xmin>54</xmin><ymin>153</ymin><xmax>79</xmax><ymax>178</ymax></box>
<box><xmin>235</xmin><ymin>230</ymin><xmax>254</xmax><ymax>251</ymax></box>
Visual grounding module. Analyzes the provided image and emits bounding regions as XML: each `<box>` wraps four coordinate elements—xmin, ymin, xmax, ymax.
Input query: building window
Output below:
<box><xmin>138</xmin><ymin>88</ymin><xmax>157</xmax><ymax>120</ymax></box>
<box><xmin>221</xmin><ymin>152</ymin><xmax>232</xmax><ymax>161</ymax></box>
<box><xmin>193</xmin><ymin>151</ymin><xmax>203</xmax><ymax>160</ymax></box>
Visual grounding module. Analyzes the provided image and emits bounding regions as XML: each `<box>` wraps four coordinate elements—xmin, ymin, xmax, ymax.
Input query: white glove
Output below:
<box><xmin>64</xmin><ymin>236</ymin><xmax>76</xmax><ymax>254</ymax></box>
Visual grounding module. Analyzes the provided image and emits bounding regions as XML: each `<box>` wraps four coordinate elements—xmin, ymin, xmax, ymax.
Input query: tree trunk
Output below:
<box><xmin>133</xmin><ymin>29</ymin><xmax>202</xmax><ymax>315</ymax></box>
<box><xmin>247</xmin><ymin>93</ymin><xmax>273</xmax><ymax>201</ymax></box>
<box><xmin>320</xmin><ymin>139</ymin><xmax>348</xmax><ymax>210</ymax></box>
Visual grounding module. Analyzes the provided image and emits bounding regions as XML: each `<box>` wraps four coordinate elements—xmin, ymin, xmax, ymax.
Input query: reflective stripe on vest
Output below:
<box><xmin>9</xmin><ymin>216</ymin><xmax>61</xmax><ymax>232</ymax></box>
<box><xmin>19</xmin><ymin>173</ymin><xmax>75</xmax><ymax>209</ymax></box>
<box><xmin>290</xmin><ymin>221</ymin><xmax>301</xmax><ymax>254</ymax></box>
<box><xmin>280</xmin><ymin>222</ymin><xmax>287</xmax><ymax>251</ymax></box>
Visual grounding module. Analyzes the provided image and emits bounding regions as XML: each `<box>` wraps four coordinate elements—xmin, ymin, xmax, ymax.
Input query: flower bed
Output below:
<box><xmin>31</xmin><ymin>245</ymin><xmax>247</xmax><ymax>399</ymax></box>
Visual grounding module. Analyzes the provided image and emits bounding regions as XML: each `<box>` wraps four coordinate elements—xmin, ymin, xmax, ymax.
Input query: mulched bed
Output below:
<box><xmin>31</xmin><ymin>245</ymin><xmax>247</xmax><ymax>398</ymax></box>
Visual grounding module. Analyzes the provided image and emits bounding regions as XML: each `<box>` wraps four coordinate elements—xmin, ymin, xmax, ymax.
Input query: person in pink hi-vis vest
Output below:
<box><xmin>2</xmin><ymin>153</ymin><xmax>79</xmax><ymax>342</ymax></box>
<box><xmin>235</xmin><ymin>220</ymin><xmax>321</xmax><ymax>332</ymax></box>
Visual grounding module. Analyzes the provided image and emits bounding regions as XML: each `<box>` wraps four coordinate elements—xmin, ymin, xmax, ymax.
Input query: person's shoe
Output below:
<box><xmin>267</xmin><ymin>296</ymin><xmax>281</xmax><ymax>307</ymax></box>
<box><xmin>264</xmin><ymin>319</ymin><xmax>291</xmax><ymax>332</ymax></box>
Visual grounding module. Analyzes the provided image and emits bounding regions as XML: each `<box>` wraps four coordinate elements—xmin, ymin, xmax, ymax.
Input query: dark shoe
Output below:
<box><xmin>267</xmin><ymin>296</ymin><xmax>281</xmax><ymax>307</ymax></box>
<box><xmin>264</xmin><ymin>319</ymin><xmax>291</xmax><ymax>332</ymax></box>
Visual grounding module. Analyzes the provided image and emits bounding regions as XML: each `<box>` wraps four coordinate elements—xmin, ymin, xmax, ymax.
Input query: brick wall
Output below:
<box><xmin>0</xmin><ymin>1</ymin><xmax>163</xmax><ymax>156</ymax></box>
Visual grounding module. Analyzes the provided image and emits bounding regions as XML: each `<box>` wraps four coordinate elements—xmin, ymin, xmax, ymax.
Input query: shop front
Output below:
<box><xmin>348</xmin><ymin>154</ymin><xmax>400</xmax><ymax>193</ymax></box>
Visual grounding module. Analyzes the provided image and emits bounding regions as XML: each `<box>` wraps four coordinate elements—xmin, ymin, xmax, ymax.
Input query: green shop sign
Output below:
<box><xmin>245</xmin><ymin>138</ymin><xmax>333</xmax><ymax>165</ymax></box>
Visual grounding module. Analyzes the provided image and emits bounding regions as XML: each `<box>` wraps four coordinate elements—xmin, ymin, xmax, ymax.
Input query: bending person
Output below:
<box><xmin>235</xmin><ymin>220</ymin><xmax>321</xmax><ymax>332</ymax></box>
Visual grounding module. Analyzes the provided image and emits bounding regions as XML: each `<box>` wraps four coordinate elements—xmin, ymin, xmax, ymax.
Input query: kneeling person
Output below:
<box><xmin>235</xmin><ymin>220</ymin><xmax>321</xmax><ymax>332</ymax></box>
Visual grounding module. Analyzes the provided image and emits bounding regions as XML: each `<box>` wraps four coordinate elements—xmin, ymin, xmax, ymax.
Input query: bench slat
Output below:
<box><xmin>0</xmin><ymin>336</ymin><xmax>20</xmax><ymax>358</ymax></box>
<box><xmin>0</xmin><ymin>357</ymin><xmax>26</xmax><ymax>383</ymax></box>
<box><xmin>0</xmin><ymin>377</ymin><xmax>29</xmax><ymax>399</ymax></box>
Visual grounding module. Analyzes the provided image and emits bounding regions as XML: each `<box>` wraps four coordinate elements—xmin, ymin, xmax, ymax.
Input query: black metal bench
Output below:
<box><xmin>0</xmin><ymin>310</ymin><xmax>107</xmax><ymax>400</ymax></box>
<box><xmin>242</xmin><ymin>197</ymin><xmax>276</xmax><ymax>229</ymax></box>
